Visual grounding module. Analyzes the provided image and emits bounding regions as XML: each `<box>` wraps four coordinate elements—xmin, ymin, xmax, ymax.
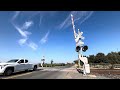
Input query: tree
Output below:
<box><xmin>94</xmin><ymin>53</ymin><xmax>106</xmax><ymax>63</ymax></box>
<box><xmin>106</xmin><ymin>52</ymin><xmax>120</xmax><ymax>69</ymax></box>
<box><xmin>117</xmin><ymin>52</ymin><xmax>120</xmax><ymax>63</ymax></box>
<box><xmin>118</xmin><ymin>51</ymin><xmax>120</xmax><ymax>55</ymax></box>
<box><xmin>107</xmin><ymin>52</ymin><xmax>120</xmax><ymax>64</ymax></box>
<box><xmin>88</xmin><ymin>55</ymin><xmax>95</xmax><ymax>63</ymax></box>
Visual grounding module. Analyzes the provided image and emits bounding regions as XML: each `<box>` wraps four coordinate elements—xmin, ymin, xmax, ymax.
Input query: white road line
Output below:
<box><xmin>2</xmin><ymin>72</ymin><xmax>33</xmax><ymax>79</ymax></box>
<box><xmin>41</xmin><ymin>69</ymin><xmax>59</xmax><ymax>71</ymax></box>
<box><xmin>87</xmin><ymin>75</ymin><xmax>96</xmax><ymax>77</ymax></box>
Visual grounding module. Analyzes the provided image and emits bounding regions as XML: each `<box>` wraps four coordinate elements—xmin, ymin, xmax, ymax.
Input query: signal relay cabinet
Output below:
<box><xmin>84</xmin><ymin>64</ymin><xmax>90</xmax><ymax>73</ymax></box>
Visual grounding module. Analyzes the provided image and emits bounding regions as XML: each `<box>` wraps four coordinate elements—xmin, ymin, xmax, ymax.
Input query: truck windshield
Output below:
<box><xmin>7</xmin><ymin>59</ymin><xmax>19</xmax><ymax>63</ymax></box>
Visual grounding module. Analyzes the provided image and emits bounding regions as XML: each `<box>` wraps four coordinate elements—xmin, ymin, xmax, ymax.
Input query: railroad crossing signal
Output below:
<box><xmin>71</xmin><ymin>14</ymin><xmax>90</xmax><ymax>74</ymax></box>
<box><xmin>76</xmin><ymin>45</ymin><xmax>88</xmax><ymax>52</ymax></box>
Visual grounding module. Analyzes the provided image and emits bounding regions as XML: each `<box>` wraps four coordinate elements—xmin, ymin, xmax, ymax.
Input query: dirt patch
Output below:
<box><xmin>90</xmin><ymin>69</ymin><xmax>120</xmax><ymax>79</ymax></box>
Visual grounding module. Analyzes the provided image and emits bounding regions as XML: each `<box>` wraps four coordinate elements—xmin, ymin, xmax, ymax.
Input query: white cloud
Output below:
<box><xmin>12</xmin><ymin>23</ymin><xmax>31</xmax><ymax>38</ymax></box>
<box><xmin>11</xmin><ymin>11</ymin><xmax>39</xmax><ymax>51</ymax></box>
<box><xmin>12</xmin><ymin>20</ymin><xmax>35</xmax><ymax>50</ymax></box>
<box><xmin>40</xmin><ymin>31</ymin><xmax>50</xmax><ymax>44</ymax></box>
<box><xmin>27</xmin><ymin>41</ymin><xmax>38</xmax><ymax>50</ymax></box>
<box><xmin>18</xmin><ymin>38</ymin><xmax>28</xmax><ymax>45</ymax></box>
<box><xmin>22</xmin><ymin>21</ymin><xmax>33</xmax><ymax>30</ymax></box>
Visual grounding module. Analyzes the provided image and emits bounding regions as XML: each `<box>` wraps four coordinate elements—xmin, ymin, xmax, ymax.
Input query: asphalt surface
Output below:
<box><xmin>0</xmin><ymin>66</ymin><xmax>72</xmax><ymax>79</ymax></box>
<box><xmin>0</xmin><ymin>65</ymin><xmax>111</xmax><ymax>79</ymax></box>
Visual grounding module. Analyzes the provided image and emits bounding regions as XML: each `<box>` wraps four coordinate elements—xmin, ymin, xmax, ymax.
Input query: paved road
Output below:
<box><xmin>0</xmin><ymin>66</ymin><xmax>71</xmax><ymax>79</ymax></box>
<box><xmin>0</xmin><ymin>66</ymin><xmax>110</xmax><ymax>79</ymax></box>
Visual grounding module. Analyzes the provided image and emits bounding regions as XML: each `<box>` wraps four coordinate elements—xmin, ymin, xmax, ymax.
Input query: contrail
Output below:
<box><xmin>40</xmin><ymin>31</ymin><xmax>50</xmax><ymax>44</ymax></box>
<box><xmin>79</xmin><ymin>11</ymin><xmax>94</xmax><ymax>25</ymax></box>
<box><xmin>11</xmin><ymin>11</ymin><xmax>20</xmax><ymax>21</ymax></box>
<box><xmin>39</xmin><ymin>14</ymin><xmax>43</xmax><ymax>27</ymax></box>
<box><xmin>58</xmin><ymin>11</ymin><xmax>94</xmax><ymax>30</ymax></box>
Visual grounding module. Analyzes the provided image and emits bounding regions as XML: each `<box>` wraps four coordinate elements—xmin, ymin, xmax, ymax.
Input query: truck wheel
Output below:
<box><xmin>33</xmin><ymin>66</ymin><xmax>37</xmax><ymax>71</ymax></box>
<box><xmin>4</xmin><ymin>68</ymin><xmax>13</xmax><ymax>76</ymax></box>
<box><xmin>25</xmin><ymin>69</ymin><xmax>29</xmax><ymax>72</ymax></box>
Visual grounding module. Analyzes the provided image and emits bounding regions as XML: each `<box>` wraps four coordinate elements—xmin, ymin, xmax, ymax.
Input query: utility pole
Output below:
<box><xmin>51</xmin><ymin>59</ymin><xmax>53</xmax><ymax>67</ymax></box>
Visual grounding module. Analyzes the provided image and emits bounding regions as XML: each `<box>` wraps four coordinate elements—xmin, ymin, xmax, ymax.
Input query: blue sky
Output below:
<box><xmin>0</xmin><ymin>11</ymin><xmax>120</xmax><ymax>63</ymax></box>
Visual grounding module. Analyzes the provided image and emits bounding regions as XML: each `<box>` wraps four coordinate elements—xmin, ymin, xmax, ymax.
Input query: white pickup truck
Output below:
<box><xmin>0</xmin><ymin>59</ymin><xmax>38</xmax><ymax>76</ymax></box>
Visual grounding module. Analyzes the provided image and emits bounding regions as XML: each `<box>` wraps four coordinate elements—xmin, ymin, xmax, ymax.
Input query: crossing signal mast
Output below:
<box><xmin>71</xmin><ymin>14</ymin><xmax>90</xmax><ymax>75</ymax></box>
<box><xmin>41</xmin><ymin>56</ymin><xmax>45</xmax><ymax>67</ymax></box>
